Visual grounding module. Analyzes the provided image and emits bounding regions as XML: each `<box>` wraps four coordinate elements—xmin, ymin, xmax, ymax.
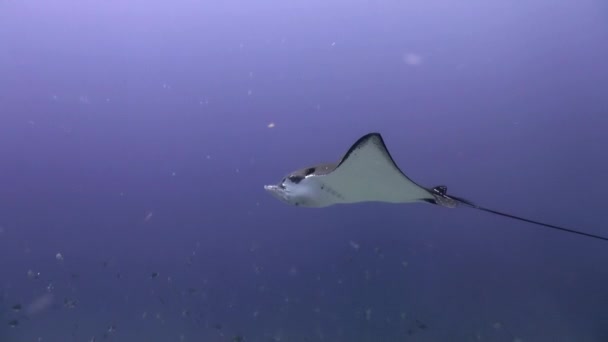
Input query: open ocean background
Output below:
<box><xmin>1</xmin><ymin>0</ymin><xmax>608</xmax><ymax>341</ymax></box>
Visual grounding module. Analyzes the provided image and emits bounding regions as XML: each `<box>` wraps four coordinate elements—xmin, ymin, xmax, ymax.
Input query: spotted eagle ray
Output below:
<box><xmin>264</xmin><ymin>132</ymin><xmax>608</xmax><ymax>242</ymax></box>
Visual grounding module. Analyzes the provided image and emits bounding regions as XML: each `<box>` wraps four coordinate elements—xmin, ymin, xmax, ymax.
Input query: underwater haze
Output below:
<box><xmin>1</xmin><ymin>0</ymin><xmax>608</xmax><ymax>341</ymax></box>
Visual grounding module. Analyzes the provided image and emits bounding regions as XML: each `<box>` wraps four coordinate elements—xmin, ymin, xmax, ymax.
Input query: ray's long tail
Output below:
<box><xmin>427</xmin><ymin>185</ymin><xmax>608</xmax><ymax>242</ymax></box>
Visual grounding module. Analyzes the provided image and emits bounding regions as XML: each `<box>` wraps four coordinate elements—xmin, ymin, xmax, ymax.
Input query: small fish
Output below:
<box><xmin>150</xmin><ymin>272</ymin><xmax>159</xmax><ymax>279</ymax></box>
<box><xmin>12</xmin><ymin>304</ymin><xmax>21</xmax><ymax>312</ymax></box>
<box><xmin>8</xmin><ymin>319</ymin><xmax>18</xmax><ymax>327</ymax></box>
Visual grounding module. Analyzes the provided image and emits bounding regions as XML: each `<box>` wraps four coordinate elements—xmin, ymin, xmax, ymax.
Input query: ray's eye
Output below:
<box><xmin>288</xmin><ymin>175</ymin><xmax>304</xmax><ymax>184</ymax></box>
<box><xmin>305</xmin><ymin>167</ymin><xmax>316</xmax><ymax>176</ymax></box>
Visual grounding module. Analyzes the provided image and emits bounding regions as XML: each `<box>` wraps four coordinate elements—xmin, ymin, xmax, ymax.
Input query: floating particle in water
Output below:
<box><xmin>247</xmin><ymin>89</ymin><xmax>252</xmax><ymax>96</ymax></box>
<box><xmin>349</xmin><ymin>240</ymin><xmax>360</xmax><ymax>250</ymax></box>
<box><xmin>144</xmin><ymin>211</ymin><xmax>154</xmax><ymax>222</ymax></box>
<box><xmin>267</xmin><ymin>122</ymin><xmax>275</xmax><ymax>128</ymax></box>
<box><xmin>181</xmin><ymin>309</ymin><xmax>190</xmax><ymax>318</ymax></box>
<box><xmin>374</xmin><ymin>247</ymin><xmax>384</xmax><ymax>259</ymax></box>
<box><xmin>8</xmin><ymin>320</ymin><xmax>18</xmax><ymax>327</ymax></box>
<box><xmin>233</xmin><ymin>335</ymin><xmax>244</xmax><ymax>342</ymax></box>
<box><xmin>401</xmin><ymin>260</ymin><xmax>408</xmax><ymax>269</ymax></box>
<box><xmin>150</xmin><ymin>272</ymin><xmax>159</xmax><ymax>279</ymax></box>
<box><xmin>141</xmin><ymin>311</ymin><xmax>148</xmax><ymax>319</ymax></box>
<box><xmin>493</xmin><ymin>322</ymin><xmax>502</xmax><ymax>329</ymax></box>
<box><xmin>107</xmin><ymin>325</ymin><xmax>116</xmax><ymax>333</ymax></box>
<box><xmin>253</xmin><ymin>310</ymin><xmax>259</xmax><ymax>318</ymax></box>
<box><xmin>513</xmin><ymin>339</ymin><xmax>524</xmax><ymax>342</ymax></box>
<box><xmin>365</xmin><ymin>308</ymin><xmax>372</xmax><ymax>321</ymax></box>
<box><xmin>63</xmin><ymin>298</ymin><xmax>77</xmax><ymax>309</ymax></box>
<box><xmin>252</xmin><ymin>264</ymin><xmax>262</xmax><ymax>275</ymax></box>
<box><xmin>25</xmin><ymin>293</ymin><xmax>54</xmax><ymax>315</ymax></box>
<box><xmin>415</xmin><ymin>319</ymin><xmax>427</xmax><ymax>330</ymax></box>
<box><xmin>27</xmin><ymin>269</ymin><xmax>40</xmax><ymax>280</ymax></box>
<box><xmin>288</xmin><ymin>266</ymin><xmax>298</xmax><ymax>277</ymax></box>
<box><xmin>12</xmin><ymin>304</ymin><xmax>21</xmax><ymax>312</ymax></box>
<box><xmin>0</xmin><ymin>226</ymin><xmax>4</xmax><ymax>234</ymax></box>
<box><xmin>213</xmin><ymin>323</ymin><xmax>222</xmax><ymax>330</ymax></box>
<box><xmin>55</xmin><ymin>253</ymin><xmax>63</xmax><ymax>261</ymax></box>
<box><xmin>402</xmin><ymin>52</ymin><xmax>423</xmax><ymax>66</ymax></box>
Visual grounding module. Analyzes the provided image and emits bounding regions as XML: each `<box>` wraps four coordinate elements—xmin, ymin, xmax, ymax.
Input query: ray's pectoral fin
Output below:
<box><xmin>323</xmin><ymin>133</ymin><xmax>435</xmax><ymax>204</ymax></box>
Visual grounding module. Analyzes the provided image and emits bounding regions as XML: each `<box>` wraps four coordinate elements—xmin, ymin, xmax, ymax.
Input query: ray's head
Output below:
<box><xmin>264</xmin><ymin>173</ymin><xmax>313</xmax><ymax>206</ymax></box>
<box><xmin>264</xmin><ymin>167</ymin><xmax>321</xmax><ymax>207</ymax></box>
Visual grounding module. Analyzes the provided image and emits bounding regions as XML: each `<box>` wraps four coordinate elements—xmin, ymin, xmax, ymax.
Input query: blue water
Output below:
<box><xmin>1</xmin><ymin>0</ymin><xmax>608</xmax><ymax>341</ymax></box>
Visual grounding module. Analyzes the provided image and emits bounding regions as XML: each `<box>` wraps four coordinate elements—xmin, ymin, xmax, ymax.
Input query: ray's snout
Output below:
<box><xmin>264</xmin><ymin>184</ymin><xmax>277</xmax><ymax>192</ymax></box>
<box><xmin>264</xmin><ymin>184</ymin><xmax>287</xmax><ymax>202</ymax></box>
